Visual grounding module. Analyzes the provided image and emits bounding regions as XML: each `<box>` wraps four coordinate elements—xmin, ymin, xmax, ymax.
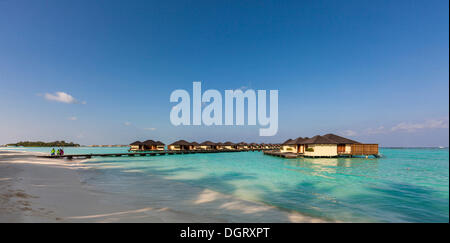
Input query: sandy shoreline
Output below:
<box><xmin>0</xmin><ymin>150</ymin><xmax>327</xmax><ymax>223</ymax></box>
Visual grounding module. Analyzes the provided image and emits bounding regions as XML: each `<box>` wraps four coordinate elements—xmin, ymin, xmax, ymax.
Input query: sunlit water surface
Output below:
<box><xmin>3</xmin><ymin>147</ymin><xmax>448</xmax><ymax>222</ymax></box>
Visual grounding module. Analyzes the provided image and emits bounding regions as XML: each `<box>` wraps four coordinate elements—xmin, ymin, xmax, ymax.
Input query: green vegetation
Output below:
<box><xmin>6</xmin><ymin>141</ymin><xmax>80</xmax><ymax>147</ymax></box>
<box><xmin>305</xmin><ymin>147</ymin><xmax>314</xmax><ymax>152</ymax></box>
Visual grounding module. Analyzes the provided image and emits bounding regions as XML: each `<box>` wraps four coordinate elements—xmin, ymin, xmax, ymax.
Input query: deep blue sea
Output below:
<box><xmin>3</xmin><ymin>147</ymin><xmax>449</xmax><ymax>222</ymax></box>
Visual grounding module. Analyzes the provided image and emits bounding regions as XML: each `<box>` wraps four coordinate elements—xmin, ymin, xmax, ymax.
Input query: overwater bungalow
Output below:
<box><xmin>168</xmin><ymin>140</ymin><xmax>194</xmax><ymax>151</ymax></box>
<box><xmin>280</xmin><ymin>139</ymin><xmax>295</xmax><ymax>153</ymax></box>
<box><xmin>252</xmin><ymin>143</ymin><xmax>261</xmax><ymax>149</ymax></box>
<box><xmin>129</xmin><ymin>141</ymin><xmax>144</xmax><ymax>151</ymax></box>
<box><xmin>236</xmin><ymin>142</ymin><xmax>248</xmax><ymax>150</ymax></box>
<box><xmin>200</xmin><ymin>141</ymin><xmax>216</xmax><ymax>150</ymax></box>
<box><xmin>301</xmin><ymin>136</ymin><xmax>340</xmax><ymax>156</ymax></box>
<box><xmin>190</xmin><ymin>142</ymin><xmax>201</xmax><ymax>150</ymax></box>
<box><xmin>322</xmin><ymin>133</ymin><xmax>359</xmax><ymax>155</ymax></box>
<box><xmin>260</xmin><ymin>143</ymin><xmax>271</xmax><ymax>150</ymax></box>
<box><xmin>142</xmin><ymin>140</ymin><xmax>157</xmax><ymax>151</ymax></box>
<box><xmin>222</xmin><ymin>141</ymin><xmax>235</xmax><ymax>150</ymax></box>
<box><xmin>303</xmin><ymin>134</ymin><xmax>366</xmax><ymax>157</ymax></box>
<box><xmin>215</xmin><ymin>142</ymin><xmax>225</xmax><ymax>150</ymax></box>
<box><xmin>278</xmin><ymin>134</ymin><xmax>378</xmax><ymax>157</ymax></box>
<box><xmin>248</xmin><ymin>143</ymin><xmax>258</xmax><ymax>149</ymax></box>
<box><xmin>154</xmin><ymin>141</ymin><xmax>165</xmax><ymax>150</ymax></box>
<box><xmin>130</xmin><ymin>140</ymin><xmax>165</xmax><ymax>151</ymax></box>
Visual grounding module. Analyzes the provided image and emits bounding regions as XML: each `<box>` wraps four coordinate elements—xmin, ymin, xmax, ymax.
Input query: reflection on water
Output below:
<box><xmin>81</xmin><ymin>149</ymin><xmax>448</xmax><ymax>222</ymax></box>
<box><xmin>282</xmin><ymin>157</ymin><xmax>379</xmax><ymax>180</ymax></box>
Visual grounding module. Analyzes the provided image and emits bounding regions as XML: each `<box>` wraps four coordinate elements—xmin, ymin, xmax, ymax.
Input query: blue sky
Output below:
<box><xmin>0</xmin><ymin>0</ymin><xmax>448</xmax><ymax>146</ymax></box>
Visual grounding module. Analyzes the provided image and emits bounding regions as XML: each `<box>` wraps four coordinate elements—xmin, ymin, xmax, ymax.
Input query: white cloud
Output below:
<box><xmin>341</xmin><ymin>130</ymin><xmax>357</xmax><ymax>136</ymax></box>
<box><xmin>366</xmin><ymin>126</ymin><xmax>387</xmax><ymax>135</ymax></box>
<box><xmin>44</xmin><ymin>92</ymin><xmax>85</xmax><ymax>104</ymax></box>
<box><xmin>343</xmin><ymin>118</ymin><xmax>448</xmax><ymax>137</ymax></box>
<box><xmin>391</xmin><ymin>119</ymin><xmax>449</xmax><ymax>132</ymax></box>
<box><xmin>144</xmin><ymin>127</ymin><xmax>157</xmax><ymax>131</ymax></box>
<box><xmin>68</xmin><ymin>116</ymin><xmax>77</xmax><ymax>121</ymax></box>
<box><xmin>124</xmin><ymin>122</ymin><xmax>132</xmax><ymax>126</ymax></box>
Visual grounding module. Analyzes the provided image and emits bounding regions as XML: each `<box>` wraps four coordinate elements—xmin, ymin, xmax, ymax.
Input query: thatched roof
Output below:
<box><xmin>223</xmin><ymin>141</ymin><xmax>235</xmax><ymax>146</ymax></box>
<box><xmin>191</xmin><ymin>142</ymin><xmax>200</xmax><ymax>146</ymax></box>
<box><xmin>142</xmin><ymin>140</ymin><xmax>157</xmax><ymax>145</ymax></box>
<box><xmin>286</xmin><ymin>137</ymin><xmax>308</xmax><ymax>145</ymax></box>
<box><xmin>323</xmin><ymin>134</ymin><xmax>360</xmax><ymax>144</ymax></box>
<box><xmin>130</xmin><ymin>141</ymin><xmax>142</xmax><ymax>145</ymax></box>
<box><xmin>154</xmin><ymin>141</ymin><xmax>165</xmax><ymax>146</ymax></box>
<box><xmin>282</xmin><ymin>134</ymin><xmax>359</xmax><ymax>145</ymax></box>
<box><xmin>170</xmin><ymin>140</ymin><xmax>192</xmax><ymax>146</ymax></box>
<box><xmin>200</xmin><ymin>141</ymin><xmax>216</xmax><ymax>146</ymax></box>
<box><xmin>215</xmin><ymin>142</ymin><xmax>224</xmax><ymax>146</ymax></box>
<box><xmin>303</xmin><ymin>135</ymin><xmax>338</xmax><ymax>144</ymax></box>
<box><xmin>237</xmin><ymin>142</ymin><xmax>248</xmax><ymax>146</ymax></box>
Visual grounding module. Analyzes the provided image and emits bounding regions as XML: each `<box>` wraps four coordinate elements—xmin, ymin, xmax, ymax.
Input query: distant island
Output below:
<box><xmin>6</xmin><ymin>141</ymin><xmax>80</xmax><ymax>147</ymax></box>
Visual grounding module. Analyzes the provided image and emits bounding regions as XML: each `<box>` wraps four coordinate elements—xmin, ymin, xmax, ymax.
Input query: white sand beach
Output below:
<box><xmin>0</xmin><ymin>150</ymin><xmax>326</xmax><ymax>223</ymax></box>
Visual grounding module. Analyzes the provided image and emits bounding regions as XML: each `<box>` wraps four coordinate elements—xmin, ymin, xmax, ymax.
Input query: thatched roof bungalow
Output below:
<box><xmin>142</xmin><ymin>140</ymin><xmax>156</xmax><ymax>150</ymax></box>
<box><xmin>280</xmin><ymin>139</ymin><xmax>295</xmax><ymax>153</ymax></box>
<box><xmin>190</xmin><ymin>142</ymin><xmax>201</xmax><ymax>150</ymax></box>
<box><xmin>278</xmin><ymin>134</ymin><xmax>377</xmax><ymax>157</ymax></box>
<box><xmin>236</xmin><ymin>142</ymin><xmax>248</xmax><ymax>150</ymax></box>
<box><xmin>302</xmin><ymin>135</ymin><xmax>346</xmax><ymax>157</ymax></box>
<box><xmin>200</xmin><ymin>141</ymin><xmax>216</xmax><ymax>150</ymax></box>
<box><xmin>222</xmin><ymin>141</ymin><xmax>236</xmax><ymax>150</ymax></box>
<box><xmin>129</xmin><ymin>141</ymin><xmax>143</xmax><ymax>151</ymax></box>
<box><xmin>214</xmin><ymin>142</ymin><xmax>225</xmax><ymax>150</ymax></box>
<box><xmin>129</xmin><ymin>140</ymin><xmax>165</xmax><ymax>151</ymax></box>
<box><xmin>248</xmin><ymin>143</ymin><xmax>259</xmax><ymax>149</ymax></box>
<box><xmin>154</xmin><ymin>141</ymin><xmax>165</xmax><ymax>150</ymax></box>
<box><xmin>168</xmin><ymin>140</ymin><xmax>193</xmax><ymax>151</ymax></box>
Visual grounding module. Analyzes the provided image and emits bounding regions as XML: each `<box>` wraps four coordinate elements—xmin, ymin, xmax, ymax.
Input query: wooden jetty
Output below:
<box><xmin>263</xmin><ymin>151</ymin><xmax>299</xmax><ymax>158</ymax></box>
<box><xmin>37</xmin><ymin>149</ymin><xmax>271</xmax><ymax>160</ymax></box>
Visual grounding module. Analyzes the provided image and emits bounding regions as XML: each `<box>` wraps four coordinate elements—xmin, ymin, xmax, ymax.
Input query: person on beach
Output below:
<box><xmin>56</xmin><ymin>149</ymin><xmax>61</xmax><ymax>156</ymax></box>
<box><xmin>60</xmin><ymin>148</ymin><xmax>64</xmax><ymax>156</ymax></box>
<box><xmin>51</xmin><ymin>148</ymin><xmax>55</xmax><ymax>156</ymax></box>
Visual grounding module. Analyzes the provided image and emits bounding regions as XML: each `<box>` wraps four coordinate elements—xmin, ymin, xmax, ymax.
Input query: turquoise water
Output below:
<box><xmin>2</xmin><ymin>147</ymin><xmax>448</xmax><ymax>222</ymax></box>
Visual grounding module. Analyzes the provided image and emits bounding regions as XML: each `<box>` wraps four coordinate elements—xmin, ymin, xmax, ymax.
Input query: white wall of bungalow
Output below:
<box><xmin>130</xmin><ymin>145</ymin><xmax>140</xmax><ymax>151</ymax></box>
<box><xmin>168</xmin><ymin>145</ymin><xmax>181</xmax><ymax>150</ymax></box>
<box><xmin>280</xmin><ymin>144</ymin><xmax>297</xmax><ymax>153</ymax></box>
<box><xmin>304</xmin><ymin>144</ymin><xmax>338</xmax><ymax>157</ymax></box>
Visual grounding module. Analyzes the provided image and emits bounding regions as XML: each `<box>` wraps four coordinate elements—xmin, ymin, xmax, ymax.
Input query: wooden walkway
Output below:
<box><xmin>37</xmin><ymin>149</ymin><xmax>271</xmax><ymax>160</ymax></box>
<box><xmin>263</xmin><ymin>151</ymin><xmax>299</xmax><ymax>158</ymax></box>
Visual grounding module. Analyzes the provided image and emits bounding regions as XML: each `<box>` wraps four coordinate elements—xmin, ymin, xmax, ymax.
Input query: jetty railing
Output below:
<box><xmin>351</xmin><ymin>144</ymin><xmax>379</xmax><ymax>156</ymax></box>
<box><xmin>37</xmin><ymin>148</ymin><xmax>274</xmax><ymax>159</ymax></box>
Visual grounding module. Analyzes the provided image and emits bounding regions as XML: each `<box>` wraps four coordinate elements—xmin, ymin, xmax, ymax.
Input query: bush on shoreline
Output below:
<box><xmin>6</xmin><ymin>141</ymin><xmax>80</xmax><ymax>147</ymax></box>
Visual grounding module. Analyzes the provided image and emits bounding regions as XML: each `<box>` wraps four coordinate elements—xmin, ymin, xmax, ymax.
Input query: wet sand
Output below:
<box><xmin>0</xmin><ymin>150</ymin><xmax>327</xmax><ymax>223</ymax></box>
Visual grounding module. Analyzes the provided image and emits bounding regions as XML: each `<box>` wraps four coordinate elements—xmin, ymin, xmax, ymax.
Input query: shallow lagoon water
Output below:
<box><xmin>3</xmin><ymin>147</ymin><xmax>449</xmax><ymax>222</ymax></box>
